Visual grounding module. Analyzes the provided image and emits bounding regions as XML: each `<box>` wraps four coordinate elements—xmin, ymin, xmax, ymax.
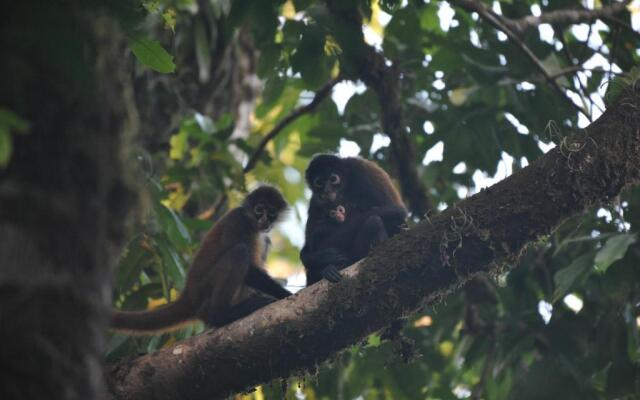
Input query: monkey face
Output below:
<box><xmin>253</xmin><ymin>203</ymin><xmax>281</xmax><ymax>231</ymax></box>
<box><xmin>243</xmin><ymin>186</ymin><xmax>288</xmax><ymax>231</ymax></box>
<box><xmin>311</xmin><ymin>172</ymin><xmax>343</xmax><ymax>204</ymax></box>
<box><xmin>305</xmin><ymin>154</ymin><xmax>346</xmax><ymax>205</ymax></box>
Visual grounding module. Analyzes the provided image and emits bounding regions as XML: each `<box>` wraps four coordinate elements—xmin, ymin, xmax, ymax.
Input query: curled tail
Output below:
<box><xmin>111</xmin><ymin>295</ymin><xmax>195</xmax><ymax>334</ymax></box>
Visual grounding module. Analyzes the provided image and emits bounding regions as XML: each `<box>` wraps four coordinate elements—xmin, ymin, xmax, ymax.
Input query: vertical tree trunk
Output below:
<box><xmin>0</xmin><ymin>5</ymin><xmax>135</xmax><ymax>400</ymax></box>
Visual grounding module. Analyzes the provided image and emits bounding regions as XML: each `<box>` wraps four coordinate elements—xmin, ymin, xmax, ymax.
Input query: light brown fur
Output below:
<box><xmin>111</xmin><ymin>186</ymin><xmax>288</xmax><ymax>334</ymax></box>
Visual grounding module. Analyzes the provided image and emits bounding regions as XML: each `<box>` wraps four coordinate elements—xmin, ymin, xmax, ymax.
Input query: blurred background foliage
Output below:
<box><xmin>92</xmin><ymin>0</ymin><xmax>640</xmax><ymax>398</ymax></box>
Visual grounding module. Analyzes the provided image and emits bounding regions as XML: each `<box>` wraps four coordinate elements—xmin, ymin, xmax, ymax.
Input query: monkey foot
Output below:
<box><xmin>321</xmin><ymin>265</ymin><xmax>343</xmax><ymax>283</ymax></box>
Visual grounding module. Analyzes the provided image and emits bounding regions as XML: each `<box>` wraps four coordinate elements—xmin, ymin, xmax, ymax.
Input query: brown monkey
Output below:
<box><xmin>111</xmin><ymin>186</ymin><xmax>291</xmax><ymax>333</ymax></box>
<box><xmin>301</xmin><ymin>154</ymin><xmax>407</xmax><ymax>285</ymax></box>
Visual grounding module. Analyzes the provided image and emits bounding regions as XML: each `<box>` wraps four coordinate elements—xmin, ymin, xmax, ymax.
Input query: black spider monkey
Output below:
<box><xmin>301</xmin><ymin>154</ymin><xmax>408</xmax><ymax>285</ymax></box>
<box><xmin>111</xmin><ymin>186</ymin><xmax>291</xmax><ymax>334</ymax></box>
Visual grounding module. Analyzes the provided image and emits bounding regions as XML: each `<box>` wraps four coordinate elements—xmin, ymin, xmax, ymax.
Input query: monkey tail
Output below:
<box><xmin>111</xmin><ymin>295</ymin><xmax>195</xmax><ymax>334</ymax></box>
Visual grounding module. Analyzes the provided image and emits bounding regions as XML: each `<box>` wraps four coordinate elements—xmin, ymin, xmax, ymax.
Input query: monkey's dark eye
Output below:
<box><xmin>313</xmin><ymin>177</ymin><xmax>323</xmax><ymax>188</ymax></box>
<box><xmin>329</xmin><ymin>174</ymin><xmax>341</xmax><ymax>185</ymax></box>
<box><xmin>268</xmin><ymin>210</ymin><xmax>276</xmax><ymax>218</ymax></box>
<box><xmin>254</xmin><ymin>204</ymin><xmax>265</xmax><ymax>214</ymax></box>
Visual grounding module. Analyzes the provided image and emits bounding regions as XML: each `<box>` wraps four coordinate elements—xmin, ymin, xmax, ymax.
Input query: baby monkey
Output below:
<box><xmin>328</xmin><ymin>204</ymin><xmax>347</xmax><ymax>224</ymax></box>
<box><xmin>111</xmin><ymin>185</ymin><xmax>291</xmax><ymax>334</ymax></box>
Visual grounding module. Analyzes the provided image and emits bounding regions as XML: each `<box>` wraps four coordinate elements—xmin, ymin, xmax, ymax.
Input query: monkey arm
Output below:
<box><xmin>245</xmin><ymin>265</ymin><xmax>291</xmax><ymax>299</ymax></box>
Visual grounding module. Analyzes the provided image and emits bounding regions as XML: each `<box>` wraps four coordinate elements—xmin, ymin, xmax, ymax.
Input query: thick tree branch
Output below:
<box><xmin>107</xmin><ymin>86</ymin><xmax>640</xmax><ymax>400</ymax></box>
<box><xmin>324</xmin><ymin>2</ymin><xmax>432</xmax><ymax>217</ymax></box>
<box><xmin>453</xmin><ymin>0</ymin><xmax>591</xmax><ymax>120</ymax></box>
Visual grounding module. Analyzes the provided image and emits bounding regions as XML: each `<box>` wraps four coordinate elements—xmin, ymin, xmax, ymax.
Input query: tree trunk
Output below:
<box><xmin>0</xmin><ymin>5</ymin><xmax>135</xmax><ymax>400</ymax></box>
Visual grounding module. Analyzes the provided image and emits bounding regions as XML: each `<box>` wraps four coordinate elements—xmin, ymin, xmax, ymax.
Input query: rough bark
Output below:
<box><xmin>107</xmin><ymin>85</ymin><xmax>640</xmax><ymax>400</ymax></box>
<box><xmin>0</xmin><ymin>5</ymin><xmax>136</xmax><ymax>400</ymax></box>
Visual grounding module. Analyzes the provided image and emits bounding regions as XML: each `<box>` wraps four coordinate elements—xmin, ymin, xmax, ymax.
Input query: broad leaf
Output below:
<box><xmin>129</xmin><ymin>37</ymin><xmax>175</xmax><ymax>73</ymax></box>
<box><xmin>594</xmin><ymin>233</ymin><xmax>636</xmax><ymax>274</ymax></box>
<box><xmin>553</xmin><ymin>252</ymin><xmax>595</xmax><ymax>302</ymax></box>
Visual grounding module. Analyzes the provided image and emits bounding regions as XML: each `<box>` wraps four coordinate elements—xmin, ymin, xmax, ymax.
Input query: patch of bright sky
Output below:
<box><xmin>423</xmin><ymin>121</ymin><xmax>435</xmax><ymax>134</ymax></box>
<box><xmin>422</xmin><ymin>141</ymin><xmax>444</xmax><ymax>164</ymax></box>
<box><xmin>538</xmin><ymin>300</ymin><xmax>553</xmax><ymax>324</ymax></box>
<box><xmin>286</xmin><ymin>271</ymin><xmax>307</xmax><ymax>293</ymax></box>
<box><xmin>277</xmin><ymin>201</ymin><xmax>307</xmax><ymax>249</ymax></box>
<box><xmin>363</xmin><ymin>25</ymin><xmax>383</xmax><ymax>49</ymax></box>
<box><xmin>504</xmin><ymin>112</ymin><xmax>530</xmax><ymax>135</ymax></box>
<box><xmin>538</xmin><ymin>24</ymin><xmax>555</xmax><ymax>45</ymax></box>
<box><xmin>371</xmin><ymin>133</ymin><xmax>391</xmax><ymax>153</ymax></box>
<box><xmin>563</xmin><ymin>293</ymin><xmax>584</xmax><ymax>313</ymax></box>
<box><xmin>470</xmin><ymin>152</ymin><xmax>514</xmax><ymax>194</ymax></box>
<box><xmin>338</xmin><ymin>139</ymin><xmax>361</xmax><ymax>157</ymax></box>
<box><xmin>332</xmin><ymin>80</ymin><xmax>366</xmax><ymax>114</ymax></box>
<box><xmin>453</xmin><ymin>385</ymin><xmax>472</xmax><ymax>399</ymax></box>
<box><xmin>453</xmin><ymin>162</ymin><xmax>467</xmax><ymax>174</ymax></box>
<box><xmin>438</xmin><ymin>2</ymin><xmax>455</xmax><ymax>31</ymax></box>
<box><xmin>490</xmin><ymin>1</ymin><xmax>508</xmax><ymax>40</ymax></box>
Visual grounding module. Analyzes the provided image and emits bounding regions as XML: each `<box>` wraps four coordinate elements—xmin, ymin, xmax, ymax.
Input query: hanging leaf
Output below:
<box><xmin>552</xmin><ymin>252</ymin><xmax>594</xmax><ymax>302</ymax></box>
<box><xmin>129</xmin><ymin>37</ymin><xmax>176</xmax><ymax>73</ymax></box>
<box><xmin>594</xmin><ymin>233</ymin><xmax>636</xmax><ymax>274</ymax></box>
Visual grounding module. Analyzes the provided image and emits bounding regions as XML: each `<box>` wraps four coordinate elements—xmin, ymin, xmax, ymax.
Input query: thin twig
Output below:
<box><xmin>505</xmin><ymin>0</ymin><xmax>630</xmax><ymax>34</ymax></box>
<box><xmin>453</xmin><ymin>0</ymin><xmax>590</xmax><ymax>119</ymax></box>
<box><xmin>243</xmin><ymin>77</ymin><xmax>341</xmax><ymax>173</ymax></box>
<box><xmin>602</xmin><ymin>15</ymin><xmax>640</xmax><ymax>40</ymax></box>
<box><xmin>209</xmin><ymin>78</ymin><xmax>340</xmax><ymax>216</ymax></box>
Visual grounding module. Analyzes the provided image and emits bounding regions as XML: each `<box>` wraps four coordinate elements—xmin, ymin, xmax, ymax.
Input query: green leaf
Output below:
<box><xmin>155</xmin><ymin>234</ymin><xmax>186</xmax><ymax>290</ymax></box>
<box><xmin>594</xmin><ymin>233</ymin><xmax>636</xmax><ymax>274</ymax></box>
<box><xmin>129</xmin><ymin>37</ymin><xmax>175</xmax><ymax>73</ymax></box>
<box><xmin>154</xmin><ymin>202</ymin><xmax>192</xmax><ymax>247</ymax></box>
<box><xmin>290</xmin><ymin>25</ymin><xmax>328</xmax><ymax>89</ymax></box>
<box><xmin>0</xmin><ymin>129</ymin><xmax>11</xmax><ymax>168</ymax></box>
<box><xmin>590</xmin><ymin>362</ymin><xmax>611</xmax><ymax>392</ymax></box>
<box><xmin>115</xmin><ymin>236</ymin><xmax>151</xmax><ymax>292</ymax></box>
<box><xmin>169</xmin><ymin>129</ymin><xmax>188</xmax><ymax>160</ymax></box>
<box><xmin>0</xmin><ymin>108</ymin><xmax>29</xmax><ymax>134</ymax></box>
<box><xmin>552</xmin><ymin>252</ymin><xmax>594</xmax><ymax>302</ymax></box>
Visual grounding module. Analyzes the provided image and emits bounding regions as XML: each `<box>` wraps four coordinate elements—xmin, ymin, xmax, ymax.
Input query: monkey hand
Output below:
<box><xmin>321</xmin><ymin>265</ymin><xmax>343</xmax><ymax>283</ymax></box>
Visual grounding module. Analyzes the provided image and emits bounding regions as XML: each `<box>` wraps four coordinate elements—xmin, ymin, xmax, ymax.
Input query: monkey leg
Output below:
<box><xmin>197</xmin><ymin>243</ymin><xmax>251</xmax><ymax>320</ymax></box>
<box><xmin>207</xmin><ymin>292</ymin><xmax>276</xmax><ymax>327</ymax></box>
<box><xmin>353</xmin><ymin>215</ymin><xmax>389</xmax><ymax>258</ymax></box>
